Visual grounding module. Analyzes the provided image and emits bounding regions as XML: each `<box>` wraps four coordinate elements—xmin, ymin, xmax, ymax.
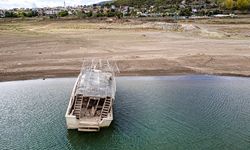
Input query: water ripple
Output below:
<box><xmin>0</xmin><ymin>76</ymin><xmax>250</xmax><ymax>150</ymax></box>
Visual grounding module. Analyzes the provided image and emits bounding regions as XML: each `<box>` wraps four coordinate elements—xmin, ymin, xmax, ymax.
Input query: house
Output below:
<box><xmin>44</xmin><ymin>8</ymin><xmax>61</xmax><ymax>16</ymax></box>
<box><xmin>111</xmin><ymin>5</ymin><xmax>116</xmax><ymax>10</ymax></box>
<box><xmin>0</xmin><ymin>10</ymin><xmax>5</xmax><ymax>18</ymax></box>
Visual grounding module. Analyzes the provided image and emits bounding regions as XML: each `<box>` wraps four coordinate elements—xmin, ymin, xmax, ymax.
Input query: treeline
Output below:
<box><xmin>4</xmin><ymin>10</ymin><xmax>38</xmax><ymax>18</ymax></box>
<box><xmin>74</xmin><ymin>10</ymin><xmax>123</xmax><ymax>18</ymax></box>
<box><xmin>223</xmin><ymin>0</ymin><xmax>250</xmax><ymax>10</ymax></box>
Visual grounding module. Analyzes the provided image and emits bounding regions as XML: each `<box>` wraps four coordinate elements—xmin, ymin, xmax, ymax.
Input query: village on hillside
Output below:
<box><xmin>0</xmin><ymin>0</ymin><xmax>249</xmax><ymax>19</ymax></box>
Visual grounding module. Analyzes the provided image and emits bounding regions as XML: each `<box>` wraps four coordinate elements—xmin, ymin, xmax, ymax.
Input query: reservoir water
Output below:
<box><xmin>0</xmin><ymin>75</ymin><xmax>250</xmax><ymax>150</ymax></box>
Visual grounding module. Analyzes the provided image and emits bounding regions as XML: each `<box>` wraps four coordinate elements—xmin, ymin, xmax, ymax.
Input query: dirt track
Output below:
<box><xmin>1</xmin><ymin>19</ymin><xmax>250</xmax><ymax>81</ymax></box>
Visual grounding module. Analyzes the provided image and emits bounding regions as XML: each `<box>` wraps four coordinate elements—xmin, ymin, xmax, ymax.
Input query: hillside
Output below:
<box><xmin>113</xmin><ymin>0</ymin><xmax>250</xmax><ymax>11</ymax></box>
<box><xmin>113</xmin><ymin>0</ymin><xmax>218</xmax><ymax>6</ymax></box>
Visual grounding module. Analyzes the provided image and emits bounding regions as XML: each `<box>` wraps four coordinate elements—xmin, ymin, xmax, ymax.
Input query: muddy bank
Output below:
<box><xmin>1</xmin><ymin>20</ymin><xmax>250</xmax><ymax>81</ymax></box>
<box><xmin>1</xmin><ymin>56</ymin><xmax>250</xmax><ymax>82</ymax></box>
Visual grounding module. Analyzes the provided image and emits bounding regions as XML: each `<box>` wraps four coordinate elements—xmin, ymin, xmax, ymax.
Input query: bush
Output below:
<box><xmin>179</xmin><ymin>7</ymin><xmax>192</xmax><ymax>16</ymax></box>
<box><xmin>49</xmin><ymin>15</ymin><xmax>57</xmax><ymax>19</ymax></box>
<box><xmin>115</xmin><ymin>12</ymin><xmax>123</xmax><ymax>18</ymax></box>
<box><xmin>236</xmin><ymin>0</ymin><xmax>250</xmax><ymax>10</ymax></box>
<box><xmin>106</xmin><ymin>11</ymin><xmax>115</xmax><ymax>17</ymax></box>
<box><xmin>25</xmin><ymin>11</ymin><xmax>33</xmax><ymax>17</ymax></box>
<box><xmin>32</xmin><ymin>11</ymin><xmax>38</xmax><ymax>17</ymax></box>
<box><xmin>76</xmin><ymin>10</ymin><xmax>84</xmax><ymax>19</ymax></box>
<box><xmin>211</xmin><ymin>9</ymin><xmax>223</xmax><ymax>15</ymax></box>
<box><xmin>224</xmin><ymin>0</ymin><xmax>234</xmax><ymax>9</ymax></box>
<box><xmin>96</xmin><ymin>12</ymin><xmax>103</xmax><ymax>17</ymax></box>
<box><xmin>58</xmin><ymin>10</ymin><xmax>68</xmax><ymax>17</ymax></box>
<box><xmin>86</xmin><ymin>11</ymin><xmax>93</xmax><ymax>17</ymax></box>
<box><xmin>5</xmin><ymin>11</ymin><xmax>18</xmax><ymax>18</ymax></box>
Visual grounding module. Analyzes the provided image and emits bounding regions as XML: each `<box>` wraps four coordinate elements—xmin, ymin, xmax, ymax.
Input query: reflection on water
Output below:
<box><xmin>0</xmin><ymin>76</ymin><xmax>250</xmax><ymax>150</ymax></box>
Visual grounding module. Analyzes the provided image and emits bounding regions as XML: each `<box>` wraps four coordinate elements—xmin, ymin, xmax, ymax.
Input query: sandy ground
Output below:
<box><xmin>0</xmin><ymin>18</ymin><xmax>250</xmax><ymax>81</ymax></box>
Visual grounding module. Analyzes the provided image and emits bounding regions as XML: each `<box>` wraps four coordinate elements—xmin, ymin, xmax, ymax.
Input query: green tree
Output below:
<box><xmin>25</xmin><ymin>11</ymin><xmax>33</xmax><ymax>17</ymax></box>
<box><xmin>236</xmin><ymin>0</ymin><xmax>250</xmax><ymax>10</ymax></box>
<box><xmin>115</xmin><ymin>12</ymin><xmax>123</xmax><ymax>18</ymax></box>
<box><xmin>17</xmin><ymin>11</ymin><xmax>26</xmax><ymax>17</ymax></box>
<box><xmin>32</xmin><ymin>11</ymin><xmax>38</xmax><ymax>17</ymax></box>
<box><xmin>76</xmin><ymin>10</ymin><xmax>84</xmax><ymax>19</ymax></box>
<box><xmin>5</xmin><ymin>11</ymin><xmax>18</xmax><ymax>18</ymax></box>
<box><xmin>106</xmin><ymin>11</ymin><xmax>115</xmax><ymax>17</ymax></box>
<box><xmin>224</xmin><ymin>0</ymin><xmax>234</xmax><ymax>9</ymax></box>
<box><xmin>58</xmin><ymin>10</ymin><xmax>68</xmax><ymax>17</ymax></box>
<box><xmin>96</xmin><ymin>12</ymin><xmax>105</xmax><ymax>17</ymax></box>
<box><xmin>179</xmin><ymin>7</ymin><xmax>192</xmax><ymax>16</ymax></box>
<box><xmin>86</xmin><ymin>11</ymin><xmax>93</xmax><ymax>17</ymax></box>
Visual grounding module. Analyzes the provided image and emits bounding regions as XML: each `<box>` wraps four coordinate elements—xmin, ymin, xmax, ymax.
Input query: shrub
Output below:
<box><xmin>115</xmin><ymin>12</ymin><xmax>123</xmax><ymax>18</ymax></box>
<box><xmin>5</xmin><ymin>11</ymin><xmax>18</xmax><ymax>18</ymax></box>
<box><xmin>236</xmin><ymin>0</ymin><xmax>250</xmax><ymax>10</ymax></box>
<box><xmin>106</xmin><ymin>11</ymin><xmax>115</xmax><ymax>17</ymax></box>
<box><xmin>76</xmin><ymin>10</ymin><xmax>84</xmax><ymax>19</ymax></box>
<box><xmin>97</xmin><ymin>12</ymin><xmax>105</xmax><ymax>17</ymax></box>
<box><xmin>58</xmin><ymin>10</ymin><xmax>68</xmax><ymax>17</ymax></box>
<box><xmin>86</xmin><ymin>11</ymin><xmax>93</xmax><ymax>17</ymax></box>
<box><xmin>25</xmin><ymin>11</ymin><xmax>33</xmax><ymax>17</ymax></box>
<box><xmin>224</xmin><ymin>0</ymin><xmax>234</xmax><ymax>9</ymax></box>
<box><xmin>179</xmin><ymin>7</ymin><xmax>192</xmax><ymax>16</ymax></box>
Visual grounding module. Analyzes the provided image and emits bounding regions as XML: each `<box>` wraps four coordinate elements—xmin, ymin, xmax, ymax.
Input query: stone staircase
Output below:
<box><xmin>100</xmin><ymin>97</ymin><xmax>112</xmax><ymax>119</ymax></box>
<box><xmin>73</xmin><ymin>94</ymin><xmax>83</xmax><ymax>119</ymax></box>
<box><xmin>78</xmin><ymin>121</ymin><xmax>100</xmax><ymax>132</ymax></box>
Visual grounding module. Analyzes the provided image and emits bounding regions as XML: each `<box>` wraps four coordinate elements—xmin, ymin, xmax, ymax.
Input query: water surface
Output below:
<box><xmin>0</xmin><ymin>75</ymin><xmax>250</xmax><ymax>150</ymax></box>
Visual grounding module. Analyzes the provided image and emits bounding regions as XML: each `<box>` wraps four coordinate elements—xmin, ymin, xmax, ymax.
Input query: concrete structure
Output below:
<box><xmin>65</xmin><ymin>59</ymin><xmax>117</xmax><ymax>132</ymax></box>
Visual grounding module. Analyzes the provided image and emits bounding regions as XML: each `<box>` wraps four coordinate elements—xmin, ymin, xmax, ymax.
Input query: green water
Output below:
<box><xmin>0</xmin><ymin>75</ymin><xmax>250</xmax><ymax>150</ymax></box>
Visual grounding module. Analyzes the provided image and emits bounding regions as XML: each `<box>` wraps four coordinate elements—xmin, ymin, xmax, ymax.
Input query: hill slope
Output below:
<box><xmin>113</xmin><ymin>0</ymin><xmax>218</xmax><ymax>6</ymax></box>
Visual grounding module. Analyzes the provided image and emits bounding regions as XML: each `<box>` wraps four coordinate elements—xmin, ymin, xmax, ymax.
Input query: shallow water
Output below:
<box><xmin>0</xmin><ymin>75</ymin><xmax>250</xmax><ymax>150</ymax></box>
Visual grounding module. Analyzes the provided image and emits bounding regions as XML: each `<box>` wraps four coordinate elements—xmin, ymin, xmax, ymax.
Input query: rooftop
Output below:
<box><xmin>76</xmin><ymin>69</ymin><xmax>115</xmax><ymax>98</ymax></box>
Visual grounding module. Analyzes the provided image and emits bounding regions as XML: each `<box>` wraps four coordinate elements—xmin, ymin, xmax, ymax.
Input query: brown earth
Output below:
<box><xmin>0</xmin><ymin>18</ymin><xmax>250</xmax><ymax>81</ymax></box>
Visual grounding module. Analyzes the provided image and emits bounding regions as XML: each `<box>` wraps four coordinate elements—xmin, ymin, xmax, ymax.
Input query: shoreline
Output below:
<box><xmin>1</xmin><ymin>69</ymin><xmax>250</xmax><ymax>82</ymax></box>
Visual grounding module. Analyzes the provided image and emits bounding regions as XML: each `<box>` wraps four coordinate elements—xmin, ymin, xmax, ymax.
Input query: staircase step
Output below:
<box><xmin>74</xmin><ymin>96</ymin><xmax>84</xmax><ymax>119</ymax></box>
<box><xmin>78</xmin><ymin>127</ymin><xmax>100</xmax><ymax>132</ymax></box>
